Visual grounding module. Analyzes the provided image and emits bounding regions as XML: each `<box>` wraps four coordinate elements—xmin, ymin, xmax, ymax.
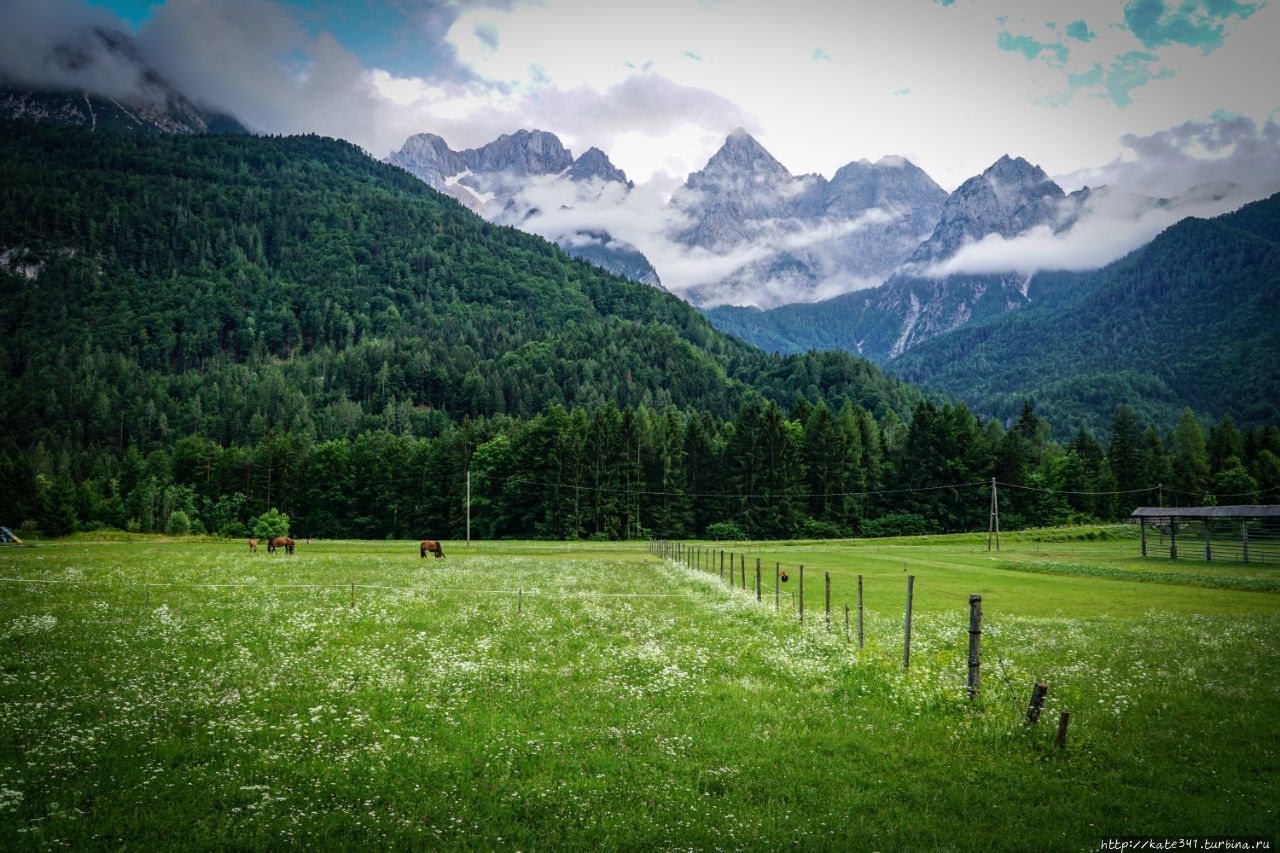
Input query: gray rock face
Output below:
<box><xmin>383</xmin><ymin>133</ymin><xmax>466</xmax><ymax>190</ymax></box>
<box><xmin>908</xmin><ymin>155</ymin><xmax>1068</xmax><ymax>265</ymax></box>
<box><xmin>386</xmin><ymin>130</ymin><xmax>632</xmax><ymax>205</ymax></box>
<box><xmin>385</xmin><ymin>129</ymin><xmax>659</xmax><ymax>287</ymax></box>
<box><xmin>566</xmin><ymin>147</ymin><xmax>632</xmax><ymax>186</ymax></box>
<box><xmin>705</xmin><ymin>153</ymin><xmax>1092</xmax><ymax>358</ymax></box>
<box><xmin>672</xmin><ymin>130</ymin><xmax>946</xmax><ymax>307</ymax></box>
<box><xmin>462</xmin><ymin>129</ymin><xmax>573</xmax><ymax>177</ymax></box>
<box><xmin>0</xmin><ymin>27</ymin><xmax>246</xmax><ymax>135</ymax></box>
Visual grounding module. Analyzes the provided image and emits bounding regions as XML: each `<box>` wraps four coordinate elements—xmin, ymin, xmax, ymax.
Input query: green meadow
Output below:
<box><xmin>1</xmin><ymin>530</ymin><xmax>1277</xmax><ymax>849</ymax></box>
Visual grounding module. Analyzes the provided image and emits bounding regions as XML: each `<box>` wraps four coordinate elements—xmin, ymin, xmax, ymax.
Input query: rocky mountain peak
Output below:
<box><xmin>383</xmin><ymin>133</ymin><xmax>466</xmax><ymax>189</ymax></box>
<box><xmin>465</xmin><ymin>129</ymin><xmax>573</xmax><ymax>176</ymax></box>
<box><xmin>907</xmin><ymin>154</ymin><xmax>1067</xmax><ymax>264</ymax></box>
<box><xmin>828</xmin><ymin>155</ymin><xmax>947</xmax><ymax>215</ymax></box>
<box><xmin>688</xmin><ymin>129</ymin><xmax>792</xmax><ymax>190</ymax></box>
<box><xmin>566</xmin><ymin>147</ymin><xmax>631</xmax><ymax>185</ymax></box>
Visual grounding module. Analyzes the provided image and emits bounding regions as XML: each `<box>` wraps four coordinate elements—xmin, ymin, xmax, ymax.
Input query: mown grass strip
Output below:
<box><xmin>997</xmin><ymin>559</ymin><xmax>1280</xmax><ymax>592</ymax></box>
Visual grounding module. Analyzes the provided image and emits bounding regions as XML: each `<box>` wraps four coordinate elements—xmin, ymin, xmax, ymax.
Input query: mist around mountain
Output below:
<box><xmin>668</xmin><ymin>129</ymin><xmax>948</xmax><ymax>306</ymax></box>
<box><xmin>385</xmin><ymin>127</ymin><xmax>954</xmax><ymax>307</ymax></box>
<box><xmin>0</xmin><ymin>26</ymin><xmax>246</xmax><ymax>135</ymax></box>
<box><xmin>887</xmin><ymin>192</ymin><xmax>1280</xmax><ymax>435</ymax></box>
<box><xmin>384</xmin><ymin>130</ymin><xmax>661</xmax><ymax>288</ymax></box>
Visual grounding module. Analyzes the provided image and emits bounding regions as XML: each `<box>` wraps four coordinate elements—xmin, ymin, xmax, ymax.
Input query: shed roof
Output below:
<box><xmin>1130</xmin><ymin>505</ymin><xmax>1280</xmax><ymax>519</ymax></box>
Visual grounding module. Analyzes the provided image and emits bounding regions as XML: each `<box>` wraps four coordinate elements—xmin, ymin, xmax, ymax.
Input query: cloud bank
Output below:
<box><xmin>927</xmin><ymin>117</ymin><xmax>1280</xmax><ymax>278</ymax></box>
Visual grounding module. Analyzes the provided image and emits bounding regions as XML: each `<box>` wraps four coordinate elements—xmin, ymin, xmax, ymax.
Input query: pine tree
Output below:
<box><xmin>1171</xmin><ymin>409</ymin><xmax>1211</xmax><ymax>504</ymax></box>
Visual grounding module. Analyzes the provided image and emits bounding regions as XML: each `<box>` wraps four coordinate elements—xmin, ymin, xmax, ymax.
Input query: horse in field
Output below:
<box><xmin>420</xmin><ymin>540</ymin><xmax>445</xmax><ymax>559</ymax></box>
<box><xmin>249</xmin><ymin>538</ymin><xmax>257</xmax><ymax>554</ymax></box>
<box><xmin>267</xmin><ymin>536</ymin><xmax>295</xmax><ymax>555</ymax></box>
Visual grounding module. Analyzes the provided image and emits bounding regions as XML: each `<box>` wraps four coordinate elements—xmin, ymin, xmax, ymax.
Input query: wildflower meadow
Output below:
<box><xmin>1</xmin><ymin>530</ymin><xmax>1277</xmax><ymax>849</ymax></box>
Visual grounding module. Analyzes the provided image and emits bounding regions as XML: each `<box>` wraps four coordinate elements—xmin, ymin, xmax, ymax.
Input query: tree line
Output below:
<box><xmin>9</xmin><ymin>398</ymin><xmax>1278</xmax><ymax>541</ymax></box>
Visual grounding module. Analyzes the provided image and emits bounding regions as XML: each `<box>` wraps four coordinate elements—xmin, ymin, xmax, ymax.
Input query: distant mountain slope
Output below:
<box><xmin>0</xmin><ymin>27</ymin><xmax>246</xmax><ymax>135</ymax></box>
<box><xmin>889</xmin><ymin>194</ymin><xmax>1280</xmax><ymax>434</ymax></box>
<box><xmin>707</xmin><ymin>266</ymin><xmax>1112</xmax><ymax>359</ymax></box>
<box><xmin>0</xmin><ymin>121</ymin><xmax>921</xmax><ymax>454</ymax></box>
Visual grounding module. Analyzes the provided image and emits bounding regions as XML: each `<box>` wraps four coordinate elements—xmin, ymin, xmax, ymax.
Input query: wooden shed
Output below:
<box><xmin>1129</xmin><ymin>505</ymin><xmax>1280</xmax><ymax>564</ymax></box>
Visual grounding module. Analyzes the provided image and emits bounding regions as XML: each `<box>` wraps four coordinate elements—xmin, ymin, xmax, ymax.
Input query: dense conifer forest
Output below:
<box><xmin>2</xmin><ymin>122</ymin><xmax>1277</xmax><ymax>539</ymax></box>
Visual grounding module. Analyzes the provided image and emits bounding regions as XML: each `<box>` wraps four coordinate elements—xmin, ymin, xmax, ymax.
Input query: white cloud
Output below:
<box><xmin>0</xmin><ymin>0</ymin><xmax>150</xmax><ymax>99</ymax></box>
<box><xmin>927</xmin><ymin>175</ymin><xmax>1275</xmax><ymax>277</ymax></box>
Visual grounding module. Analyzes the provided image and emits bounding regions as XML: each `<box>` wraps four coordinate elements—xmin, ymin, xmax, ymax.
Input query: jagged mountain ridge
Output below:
<box><xmin>704</xmin><ymin>156</ymin><xmax>1256</xmax><ymax>364</ymax></box>
<box><xmin>672</xmin><ymin>129</ymin><xmax>948</xmax><ymax>307</ymax></box>
<box><xmin>704</xmin><ymin>152</ymin><xmax>1086</xmax><ymax>358</ymax></box>
<box><xmin>385</xmin><ymin>129</ymin><xmax>658</xmax><ymax>287</ymax></box>
<box><xmin>906</xmin><ymin>154</ymin><xmax>1071</xmax><ymax>266</ymax></box>
<box><xmin>0</xmin><ymin>27</ymin><xmax>246</xmax><ymax>135</ymax></box>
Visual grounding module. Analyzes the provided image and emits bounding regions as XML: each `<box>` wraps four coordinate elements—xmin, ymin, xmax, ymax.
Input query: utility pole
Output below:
<box><xmin>987</xmin><ymin>477</ymin><xmax>1000</xmax><ymax>552</ymax></box>
<box><xmin>466</xmin><ymin>468</ymin><xmax>471</xmax><ymax>546</ymax></box>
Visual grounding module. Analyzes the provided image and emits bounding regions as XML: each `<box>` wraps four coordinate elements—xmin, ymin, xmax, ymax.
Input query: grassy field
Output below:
<box><xmin>1</xmin><ymin>530</ymin><xmax>1277</xmax><ymax>849</ymax></box>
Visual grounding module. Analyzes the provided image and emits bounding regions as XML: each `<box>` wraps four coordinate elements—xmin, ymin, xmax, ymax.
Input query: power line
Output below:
<box><xmin>996</xmin><ymin>482</ymin><xmax>1157</xmax><ymax>496</ymax></box>
<box><xmin>469</xmin><ymin>470</ymin><xmax>990</xmax><ymax>500</ymax></box>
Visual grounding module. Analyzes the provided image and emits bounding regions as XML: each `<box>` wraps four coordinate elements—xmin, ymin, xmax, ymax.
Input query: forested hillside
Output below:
<box><xmin>0</xmin><ymin>121</ymin><xmax>918</xmax><ymax>454</ymax></box>
<box><xmin>891</xmin><ymin>195</ymin><xmax>1280</xmax><ymax>435</ymax></box>
<box><xmin>2</xmin><ymin>123</ymin><xmax>1276</xmax><ymax>541</ymax></box>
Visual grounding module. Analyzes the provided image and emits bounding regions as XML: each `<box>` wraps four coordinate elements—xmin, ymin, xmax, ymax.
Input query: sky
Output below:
<box><xmin>3</xmin><ymin>0</ymin><xmax>1279</xmax><ymax>304</ymax></box>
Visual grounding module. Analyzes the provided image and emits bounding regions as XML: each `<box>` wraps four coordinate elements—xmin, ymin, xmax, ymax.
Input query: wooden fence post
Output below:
<box><xmin>857</xmin><ymin>574</ymin><xmax>864</xmax><ymax>649</ymax></box>
<box><xmin>350</xmin><ymin>582</ymin><xmax>355</xmax><ymax>607</ymax></box>
<box><xmin>1026</xmin><ymin>682</ymin><xmax>1048</xmax><ymax>723</ymax></box>
<box><xmin>518</xmin><ymin>589</ymin><xmax>523</xmax><ymax>614</ymax></box>
<box><xmin>720</xmin><ymin>549</ymin><xmax>725</xmax><ymax>580</ymax></box>
<box><xmin>825</xmin><ymin>572</ymin><xmax>832</xmax><ymax>630</ymax></box>
<box><xmin>1056</xmin><ymin>710</ymin><xmax>1070</xmax><ymax>748</ymax></box>
<box><xmin>903</xmin><ymin>575</ymin><xmax>915</xmax><ymax>669</ymax></box>
<box><xmin>741</xmin><ymin>554</ymin><xmax>746</xmax><ymax>590</ymax></box>
<box><xmin>967</xmin><ymin>594</ymin><xmax>982</xmax><ymax>700</ymax></box>
<box><xmin>844</xmin><ymin>604</ymin><xmax>850</xmax><ymax>643</ymax></box>
<box><xmin>756</xmin><ymin>558</ymin><xmax>761</xmax><ymax>602</ymax></box>
<box><xmin>799</xmin><ymin>565</ymin><xmax>805</xmax><ymax>622</ymax></box>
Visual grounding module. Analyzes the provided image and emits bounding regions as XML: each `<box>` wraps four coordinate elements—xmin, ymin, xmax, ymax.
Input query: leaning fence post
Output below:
<box><xmin>1026</xmin><ymin>682</ymin><xmax>1048</xmax><ymax>723</ymax></box>
<box><xmin>756</xmin><ymin>558</ymin><xmax>761</xmax><ymax>602</ymax></box>
<box><xmin>857</xmin><ymin>574</ymin><xmax>864</xmax><ymax>649</ymax></box>
<box><xmin>967</xmin><ymin>594</ymin><xmax>983</xmax><ymax>700</ymax></box>
<box><xmin>1056</xmin><ymin>709</ymin><xmax>1070</xmax><ymax>748</ymax></box>
<box><xmin>903</xmin><ymin>575</ymin><xmax>915</xmax><ymax>669</ymax></box>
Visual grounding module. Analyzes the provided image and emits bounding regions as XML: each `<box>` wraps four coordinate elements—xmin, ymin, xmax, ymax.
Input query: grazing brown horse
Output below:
<box><xmin>420</xmin><ymin>540</ymin><xmax>445</xmax><ymax>559</ymax></box>
<box><xmin>248</xmin><ymin>538</ymin><xmax>258</xmax><ymax>554</ymax></box>
<box><xmin>267</xmin><ymin>536</ymin><xmax>295</xmax><ymax>555</ymax></box>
